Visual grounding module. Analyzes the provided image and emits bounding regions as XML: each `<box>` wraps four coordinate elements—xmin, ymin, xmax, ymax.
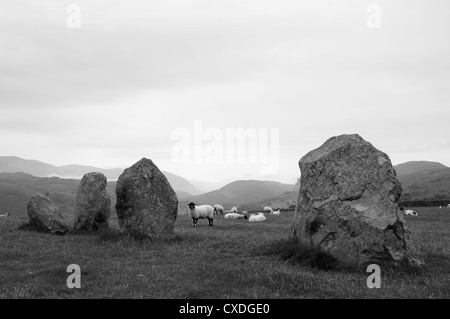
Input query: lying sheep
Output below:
<box><xmin>231</xmin><ymin>207</ymin><xmax>238</xmax><ymax>213</ymax></box>
<box><xmin>187</xmin><ymin>202</ymin><xmax>214</xmax><ymax>227</ymax></box>
<box><xmin>213</xmin><ymin>204</ymin><xmax>224</xmax><ymax>215</ymax></box>
<box><xmin>224</xmin><ymin>213</ymin><xmax>248</xmax><ymax>220</ymax></box>
<box><xmin>0</xmin><ymin>212</ymin><xmax>10</xmax><ymax>218</ymax></box>
<box><xmin>249</xmin><ymin>212</ymin><xmax>266</xmax><ymax>222</ymax></box>
<box><xmin>271</xmin><ymin>209</ymin><xmax>281</xmax><ymax>215</ymax></box>
<box><xmin>404</xmin><ymin>209</ymin><xmax>418</xmax><ymax>216</ymax></box>
<box><xmin>399</xmin><ymin>206</ymin><xmax>418</xmax><ymax>216</ymax></box>
<box><xmin>263</xmin><ymin>207</ymin><xmax>273</xmax><ymax>214</ymax></box>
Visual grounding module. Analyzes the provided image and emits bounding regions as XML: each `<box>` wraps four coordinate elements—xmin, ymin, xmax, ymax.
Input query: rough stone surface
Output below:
<box><xmin>291</xmin><ymin>134</ymin><xmax>421</xmax><ymax>266</ymax></box>
<box><xmin>115</xmin><ymin>158</ymin><xmax>178</xmax><ymax>238</ymax></box>
<box><xmin>27</xmin><ymin>193</ymin><xmax>69</xmax><ymax>235</ymax></box>
<box><xmin>74</xmin><ymin>172</ymin><xmax>111</xmax><ymax>231</ymax></box>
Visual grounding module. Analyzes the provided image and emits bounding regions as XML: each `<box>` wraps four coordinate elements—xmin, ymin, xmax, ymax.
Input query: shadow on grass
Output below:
<box><xmin>16</xmin><ymin>222</ymin><xmax>65</xmax><ymax>235</ymax></box>
<box><xmin>96</xmin><ymin>227</ymin><xmax>183</xmax><ymax>245</ymax></box>
<box><xmin>257</xmin><ymin>238</ymin><xmax>426</xmax><ymax>276</ymax></box>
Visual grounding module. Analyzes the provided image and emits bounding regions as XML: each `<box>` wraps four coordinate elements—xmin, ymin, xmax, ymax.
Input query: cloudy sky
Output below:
<box><xmin>1</xmin><ymin>0</ymin><xmax>449</xmax><ymax>184</ymax></box>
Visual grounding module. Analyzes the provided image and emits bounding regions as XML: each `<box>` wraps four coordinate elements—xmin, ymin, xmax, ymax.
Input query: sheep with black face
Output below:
<box><xmin>187</xmin><ymin>202</ymin><xmax>214</xmax><ymax>227</ymax></box>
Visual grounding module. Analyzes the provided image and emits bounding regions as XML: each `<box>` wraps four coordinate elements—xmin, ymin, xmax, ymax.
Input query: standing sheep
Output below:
<box><xmin>187</xmin><ymin>202</ymin><xmax>214</xmax><ymax>227</ymax></box>
<box><xmin>263</xmin><ymin>207</ymin><xmax>273</xmax><ymax>214</ymax></box>
<box><xmin>213</xmin><ymin>204</ymin><xmax>224</xmax><ymax>215</ymax></box>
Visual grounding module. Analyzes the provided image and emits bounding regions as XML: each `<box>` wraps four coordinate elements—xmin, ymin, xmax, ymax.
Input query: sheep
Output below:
<box><xmin>187</xmin><ymin>202</ymin><xmax>214</xmax><ymax>227</ymax></box>
<box><xmin>263</xmin><ymin>207</ymin><xmax>273</xmax><ymax>214</ymax></box>
<box><xmin>249</xmin><ymin>212</ymin><xmax>266</xmax><ymax>222</ymax></box>
<box><xmin>224</xmin><ymin>213</ymin><xmax>248</xmax><ymax>220</ymax></box>
<box><xmin>447</xmin><ymin>204</ymin><xmax>450</xmax><ymax>208</ymax></box>
<box><xmin>404</xmin><ymin>209</ymin><xmax>418</xmax><ymax>216</ymax></box>
<box><xmin>0</xmin><ymin>212</ymin><xmax>10</xmax><ymax>218</ymax></box>
<box><xmin>399</xmin><ymin>206</ymin><xmax>418</xmax><ymax>216</ymax></box>
<box><xmin>231</xmin><ymin>207</ymin><xmax>238</xmax><ymax>213</ymax></box>
<box><xmin>271</xmin><ymin>209</ymin><xmax>281</xmax><ymax>215</ymax></box>
<box><xmin>213</xmin><ymin>204</ymin><xmax>224</xmax><ymax>215</ymax></box>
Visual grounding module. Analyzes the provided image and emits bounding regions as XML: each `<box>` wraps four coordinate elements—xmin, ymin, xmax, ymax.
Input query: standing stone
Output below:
<box><xmin>291</xmin><ymin>134</ymin><xmax>421</xmax><ymax>266</ymax></box>
<box><xmin>74</xmin><ymin>172</ymin><xmax>111</xmax><ymax>231</ymax></box>
<box><xmin>27</xmin><ymin>193</ymin><xmax>69</xmax><ymax>235</ymax></box>
<box><xmin>115</xmin><ymin>158</ymin><xmax>178</xmax><ymax>239</ymax></box>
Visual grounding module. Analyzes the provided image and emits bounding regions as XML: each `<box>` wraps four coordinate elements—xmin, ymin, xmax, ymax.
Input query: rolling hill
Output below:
<box><xmin>0</xmin><ymin>156</ymin><xmax>202</xmax><ymax>197</ymax></box>
<box><xmin>395</xmin><ymin>161</ymin><xmax>450</xmax><ymax>201</ymax></box>
<box><xmin>0</xmin><ymin>172</ymin><xmax>193</xmax><ymax>219</ymax></box>
<box><xmin>0</xmin><ymin>172</ymin><xmax>99</xmax><ymax>218</ymax></box>
<box><xmin>394</xmin><ymin>161</ymin><xmax>448</xmax><ymax>177</ymax></box>
<box><xmin>183</xmin><ymin>180</ymin><xmax>294</xmax><ymax>209</ymax></box>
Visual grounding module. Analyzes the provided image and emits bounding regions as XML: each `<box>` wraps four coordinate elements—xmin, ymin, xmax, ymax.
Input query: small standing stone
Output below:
<box><xmin>74</xmin><ymin>172</ymin><xmax>111</xmax><ymax>231</ymax></box>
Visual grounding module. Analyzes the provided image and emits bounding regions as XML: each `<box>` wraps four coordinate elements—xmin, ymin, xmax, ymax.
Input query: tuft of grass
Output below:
<box><xmin>259</xmin><ymin>239</ymin><xmax>341</xmax><ymax>271</ymax></box>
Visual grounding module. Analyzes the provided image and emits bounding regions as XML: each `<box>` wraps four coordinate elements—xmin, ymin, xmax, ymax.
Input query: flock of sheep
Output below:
<box><xmin>186</xmin><ymin>202</ymin><xmax>281</xmax><ymax>227</ymax></box>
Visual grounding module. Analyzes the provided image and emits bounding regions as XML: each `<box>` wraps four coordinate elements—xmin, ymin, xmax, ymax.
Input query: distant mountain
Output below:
<box><xmin>394</xmin><ymin>161</ymin><xmax>450</xmax><ymax>201</ymax></box>
<box><xmin>184</xmin><ymin>180</ymin><xmax>294</xmax><ymax>209</ymax></box>
<box><xmin>0</xmin><ymin>156</ymin><xmax>123</xmax><ymax>180</ymax></box>
<box><xmin>162</xmin><ymin>171</ymin><xmax>202</xmax><ymax>196</ymax></box>
<box><xmin>189</xmin><ymin>178</ymin><xmax>237</xmax><ymax>193</ymax></box>
<box><xmin>0</xmin><ymin>156</ymin><xmax>202</xmax><ymax>197</ymax></box>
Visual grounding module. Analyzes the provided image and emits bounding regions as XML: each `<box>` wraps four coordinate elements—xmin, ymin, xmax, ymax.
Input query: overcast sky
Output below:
<box><xmin>1</xmin><ymin>0</ymin><xmax>449</xmax><ymax>184</ymax></box>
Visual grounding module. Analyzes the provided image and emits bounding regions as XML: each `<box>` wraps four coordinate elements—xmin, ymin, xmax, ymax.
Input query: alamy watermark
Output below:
<box><xmin>67</xmin><ymin>4</ymin><xmax>81</xmax><ymax>29</ymax></box>
<box><xmin>367</xmin><ymin>4</ymin><xmax>381</xmax><ymax>29</ymax></box>
<box><xmin>366</xmin><ymin>264</ymin><xmax>381</xmax><ymax>289</ymax></box>
<box><xmin>171</xmin><ymin>120</ymin><xmax>280</xmax><ymax>175</ymax></box>
<box><xmin>66</xmin><ymin>264</ymin><xmax>81</xmax><ymax>289</ymax></box>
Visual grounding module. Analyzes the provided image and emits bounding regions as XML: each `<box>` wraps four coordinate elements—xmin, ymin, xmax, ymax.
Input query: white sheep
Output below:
<box><xmin>187</xmin><ymin>202</ymin><xmax>214</xmax><ymax>227</ymax></box>
<box><xmin>249</xmin><ymin>212</ymin><xmax>266</xmax><ymax>222</ymax></box>
<box><xmin>231</xmin><ymin>207</ymin><xmax>238</xmax><ymax>213</ymax></box>
<box><xmin>404</xmin><ymin>209</ymin><xmax>418</xmax><ymax>216</ymax></box>
<box><xmin>263</xmin><ymin>207</ymin><xmax>273</xmax><ymax>214</ymax></box>
<box><xmin>271</xmin><ymin>209</ymin><xmax>281</xmax><ymax>215</ymax></box>
<box><xmin>0</xmin><ymin>212</ymin><xmax>10</xmax><ymax>218</ymax></box>
<box><xmin>224</xmin><ymin>213</ymin><xmax>248</xmax><ymax>220</ymax></box>
<box><xmin>213</xmin><ymin>204</ymin><xmax>224</xmax><ymax>215</ymax></box>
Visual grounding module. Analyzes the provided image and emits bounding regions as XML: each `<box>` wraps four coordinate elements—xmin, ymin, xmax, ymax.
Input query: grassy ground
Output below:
<box><xmin>0</xmin><ymin>207</ymin><xmax>449</xmax><ymax>299</ymax></box>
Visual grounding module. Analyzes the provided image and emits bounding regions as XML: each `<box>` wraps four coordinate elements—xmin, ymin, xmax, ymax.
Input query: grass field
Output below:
<box><xmin>0</xmin><ymin>207</ymin><xmax>449</xmax><ymax>299</ymax></box>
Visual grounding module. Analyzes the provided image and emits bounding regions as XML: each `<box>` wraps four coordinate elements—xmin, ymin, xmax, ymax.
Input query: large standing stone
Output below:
<box><xmin>74</xmin><ymin>172</ymin><xmax>111</xmax><ymax>231</ymax></box>
<box><xmin>291</xmin><ymin>134</ymin><xmax>420</xmax><ymax>265</ymax></box>
<box><xmin>27</xmin><ymin>193</ymin><xmax>69</xmax><ymax>235</ymax></box>
<box><xmin>115</xmin><ymin>158</ymin><xmax>178</xmax><ymax>238</ymax></box>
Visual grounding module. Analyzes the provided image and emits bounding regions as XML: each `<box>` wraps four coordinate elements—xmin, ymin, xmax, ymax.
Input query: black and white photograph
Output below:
<box><xmin>1</xmin><ymin>0</ymin><xmax>449</xmax><ymax>305</ymax></box>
